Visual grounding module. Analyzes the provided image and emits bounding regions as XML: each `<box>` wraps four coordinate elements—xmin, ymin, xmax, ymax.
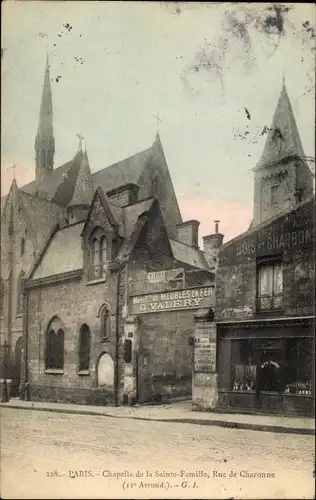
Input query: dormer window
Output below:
<box><xmin>89</xmin><ymin>227</ymin><xmax>108</xmax><ymax>280</ymax></box>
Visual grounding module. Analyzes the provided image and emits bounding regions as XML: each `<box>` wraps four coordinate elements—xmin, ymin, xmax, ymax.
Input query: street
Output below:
<box><xmin>0</xmin><ymin>407</ymin><xmax>314</xmax><ymax>499</ymax></box>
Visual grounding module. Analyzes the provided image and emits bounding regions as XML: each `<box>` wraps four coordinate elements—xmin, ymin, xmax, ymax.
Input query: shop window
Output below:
<box><xmin>45</xmin><ymin>317</ymin><xmax>65</xmax><ymax>370</ymax></box>
<box><xmin>78</xmin><ymin>324</ymin><xmax>91</xmax><ymax>371</ymax></box>
<box><xmin>257</xmin><ymin>260</ymin><xmax>283</xmax><ymax>311</ymax></box>
<box><xmin>283</xmin><ymin>338</ymin><xmax>312</xmax><ymax>395</ymax></box>
<box><xmin>16</xmin><ymin>270</ymin><xmax>25</xmax><ymax>316</ymax></box>
<box><xmin>89</xmin><ymin>227</ymin><xmax>108</xmax><ymax>280</ymax></box>
<box><xmin>231</xmin><ymin>339</ymin><xmax>256</xmax><ymax>392</ymax></box>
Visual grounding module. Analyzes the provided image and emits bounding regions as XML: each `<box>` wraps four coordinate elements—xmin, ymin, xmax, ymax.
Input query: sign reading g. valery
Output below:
<box><xmin>130</xmin><ymin>286</ymin><xmax>214</xmax><ymax>314</ymax></box>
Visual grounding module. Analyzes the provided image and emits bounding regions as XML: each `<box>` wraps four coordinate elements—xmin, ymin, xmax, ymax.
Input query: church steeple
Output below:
<box><xmin>256</xmin><ymin>80</ymin><xmax>305</xmax><ymax>170</ymax></box>
<box><xmin>252</xmin><ymin>81</ymin><xmax>313</xmax><ymax>226</ymax></box>
<box><xmin>35</xmin><ymin>55</ymin><xmax>55</xmax><ymax>189</ymax></box>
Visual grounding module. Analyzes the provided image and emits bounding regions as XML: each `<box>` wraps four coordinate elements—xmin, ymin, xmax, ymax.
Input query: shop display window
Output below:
<box><xmin>283</xmin><ymin>338</ymin><xmax>312</xmax><ymax>395</ymax></box>
<box><xmin>231</xmin><ymin>339</ymin><xmax>256</xmax><ymax>391</ymax></box>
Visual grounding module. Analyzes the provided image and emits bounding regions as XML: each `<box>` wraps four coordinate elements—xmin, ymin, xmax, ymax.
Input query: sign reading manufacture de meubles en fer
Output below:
<box><xmin>194</xmin><ymin>322</ymin><xmax>217</xmax><ymax>373</ymax></box>
<box><xmin>130</xmin><ymin>286</ymin><xmax>214</xmax><ymax>314</ymax></box>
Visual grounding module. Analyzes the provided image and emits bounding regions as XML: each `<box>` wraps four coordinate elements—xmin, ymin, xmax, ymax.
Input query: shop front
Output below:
<box><xmin>217</xmin><ymin>317</ymin><xmax>314</xmax><ymax>417</ymax></box>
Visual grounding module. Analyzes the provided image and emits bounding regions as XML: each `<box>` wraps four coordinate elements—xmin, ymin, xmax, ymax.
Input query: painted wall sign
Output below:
<box><xmin>130</xmin><ymin>286</ymin><xmax>214</xmax><ymax>314</ymax></box>
<box><xmin>194</xmin><ymin>322</ymin><xmax>217</xmax><ymax>373</ymax></box>
<box><xmin>220</xmin><ymin>201</ymin><xmax>315</xmax><ymax>264</ymax></box>
<box><xmin>236</xmin><ymin>227</ymin><xmax>314</xmax><ymax>257</ymax></box>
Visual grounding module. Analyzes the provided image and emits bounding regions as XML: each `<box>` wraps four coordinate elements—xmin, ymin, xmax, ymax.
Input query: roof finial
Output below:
<box><xmin>7</xmin><ymin>161</ymin><xmax>17</xmax><ymax>180</ymax></box>
<box><xmin>282</xmin><ymin>71</ymin><xmax>286</xmax><ymax>89</ymax></box>
<box><xmin>154</xmin><ymin>112</ymin><xmax>162</xmax><ymax>132</ymax></box>
<box><xmin>76</xmin><ymin>133</ymin><xmax>84</xmax><ymax>152</ymax></box>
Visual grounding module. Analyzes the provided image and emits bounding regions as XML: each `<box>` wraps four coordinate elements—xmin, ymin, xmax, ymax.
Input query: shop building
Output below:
<box><xmin>192</xmin><ymin>80</ymin><xmax>315</xmax><ymax>416</ymax></box>
<box><xmin>216</xmin><ymin>198</ymin><xmax>315</xmax><ymax>416</ymax></box>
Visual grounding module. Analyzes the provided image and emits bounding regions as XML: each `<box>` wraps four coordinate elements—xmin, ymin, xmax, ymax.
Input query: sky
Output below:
<box><xmin>1</xmin><ymin>2</ymin><xmax>315</xmax><ymax>244</ymax></box>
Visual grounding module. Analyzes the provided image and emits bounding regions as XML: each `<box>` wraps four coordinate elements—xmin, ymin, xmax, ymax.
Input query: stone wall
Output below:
<box><xmin>216</xmin><ymin>199</ymin><xmax>315</xmax><ymax>322</ymax></box>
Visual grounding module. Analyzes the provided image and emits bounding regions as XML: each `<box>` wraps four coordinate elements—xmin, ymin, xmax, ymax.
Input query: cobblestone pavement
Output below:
<box><xmin>1</xmin><ymin>408</ymin><xmax>314</xmax><ymax>499</ymax></box>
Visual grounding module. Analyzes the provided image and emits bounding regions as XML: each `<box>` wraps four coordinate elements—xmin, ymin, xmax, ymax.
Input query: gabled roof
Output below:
<box><xmin>5</xmin><ymin>142</ymin><xmax>154</xmax><ymax>211</ymax></box>
<box><xmin>51</xmin><ymin>151</ymin><xmax>85</xmax><ymax>206</ymax></box>
<box><xmin>92</xmin><ymin>147</ymin><xmax>152</xmax><ymax>194</ymax></box>
<box><xmin>255</xmin><ymin>82</ymin><xmax>306</xmax><ymax>170</ymax></box>
<box><xmin>20</xmin><ymin>160</ymin><xmax>75</xmax><ymax>200</ymax></box>
<box><xmin>82</xmin><ymin>186</ymin><xmax>121</xmax><ymax>237</ymax></box>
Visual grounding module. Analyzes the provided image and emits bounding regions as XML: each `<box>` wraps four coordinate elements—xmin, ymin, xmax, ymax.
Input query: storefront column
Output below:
<box><xmin>121</xmin><ymin>315</ymin><xmax>140</xmax><ymax>405</ymax></box>
<box><xmin>192</xmin><ymin>309</ymin><xmax>217</xmax><ymax>411</ymax></box>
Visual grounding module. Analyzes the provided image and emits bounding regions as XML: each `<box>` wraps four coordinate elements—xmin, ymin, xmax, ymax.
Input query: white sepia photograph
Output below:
<box><xmin>0</xmin><ymin>2</ymin><xmax>315</xmax><ymax>499</ymax></box>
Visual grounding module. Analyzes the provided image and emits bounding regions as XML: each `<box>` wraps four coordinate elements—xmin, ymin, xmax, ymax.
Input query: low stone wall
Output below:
<box><xmin>29</xmin><ymin>385</ymin><xmax>115</xmax><ymax>406</ymax></box>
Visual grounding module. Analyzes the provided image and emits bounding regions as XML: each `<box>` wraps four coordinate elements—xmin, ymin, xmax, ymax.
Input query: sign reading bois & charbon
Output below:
<box><xmin>130</xmin><ymin>286</ymin><xmax>214</xmax><ymax>314</ymax></box>
<box><xmin>194</xmin><ymin>322</ymin><xmax>217</xmax><ymax>373</ymax></box>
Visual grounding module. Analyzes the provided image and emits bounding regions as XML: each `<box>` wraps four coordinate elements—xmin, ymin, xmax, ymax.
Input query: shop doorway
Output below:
<box><xmin>256</xmin><ymin>347</ymin><xmax>283</xmax><ymax>412</ymax></box>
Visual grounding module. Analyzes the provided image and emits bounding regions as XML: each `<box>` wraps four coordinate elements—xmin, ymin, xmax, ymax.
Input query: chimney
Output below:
<box><xmin>176</xmin><ymin>220</ymin><xmax>200</xmax><ymax>247</ymax></box>
<box><xmin>203</xmin><ymin>220</ymin><xmax>224</xmax><ymax>257</ymax></box>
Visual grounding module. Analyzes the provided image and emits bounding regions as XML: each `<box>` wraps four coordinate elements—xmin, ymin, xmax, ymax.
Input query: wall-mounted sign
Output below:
<box><xmin>130</xmin><ymin>286</ymin><xmax>214</xmax><ymax>314</ymax></box>
<box><xmin>147</xmin><ymin>271</ymin><xmax>166</xmax><ymax>283</ymax></box>
<box><xmin>194</xmin><ymin>322</ymin><xmax>217</xmax><ymax>373</ymax></box>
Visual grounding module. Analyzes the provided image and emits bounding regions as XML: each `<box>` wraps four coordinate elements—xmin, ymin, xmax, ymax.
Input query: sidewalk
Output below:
<box><xmin>1</xmin><ymin>398</ymin><xmax>314</xmax><ymax>435</ymax></box>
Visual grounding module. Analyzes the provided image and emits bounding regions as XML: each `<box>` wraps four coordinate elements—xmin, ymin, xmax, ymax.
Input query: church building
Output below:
<box><xmin>0</xmin><ymin>57</ymin><xmax>217</xmax><ymax>405</ymax></box>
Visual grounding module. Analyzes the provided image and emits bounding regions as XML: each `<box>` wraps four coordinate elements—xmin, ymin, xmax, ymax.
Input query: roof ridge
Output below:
<box><xmin>222</xmin><ymin>196</ymin><xmax>315</xmax><ymax>249</ymax></box>
<box><xmin>19</xmin><ymin>189</ymin><xmax>62</xmax><ymax>208</ymax></box>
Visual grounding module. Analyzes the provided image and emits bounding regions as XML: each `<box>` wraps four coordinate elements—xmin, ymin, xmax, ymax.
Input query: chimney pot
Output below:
<box><xmin>214</xmin><ymin>220</ymin><xmax>220</xmax><ymax>234</ymax></box>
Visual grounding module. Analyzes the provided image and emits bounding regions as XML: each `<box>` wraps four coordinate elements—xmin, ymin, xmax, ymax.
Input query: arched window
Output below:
<box><xmin>45</xmin><ymin>329</ymin><xmax>57</xmax><ymax>369</ymax></box>
<box><xmin>45</xmin><ymin>317</ymin><xmax>65</xmax><ymax>370</ymax></box>
<box><xmin>16</xmin><ymin>270</ymin><xmax>25</xmax><ymax>316</ymax></box>
<box><xmin>56</xmin><ymin>329</ymin><xmax>64</xmax><ymax>369</ymax></box>
<box><xmin>100</xmin><ymin>236</ymin><xmax>107</xmax><ymax>270</ymax></box>
<box><xmin>100</xmin><ymin>306</ymin><xmax>110</xmax><ymax>341</ymax></box>
<box><xmin>0</xmin><ymin>279</ymin><xmax>4</xmax><ymax>317</ymax></box>
<box><xmin>89</xmin><ymin>227</ymin><xmax>107</xmax><ymax>280</ymax></box>
<box><xmin>21</xmin><ymin>238</ymin><xmax>25</xmax><ymax>256</ymax></box>
<box><xmin>78</xmin><ymin>324</ymin><xmax>91</xmax><ymax>371</ymax></box>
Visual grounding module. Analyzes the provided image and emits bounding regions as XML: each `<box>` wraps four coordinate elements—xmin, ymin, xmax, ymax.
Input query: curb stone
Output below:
<box><xmin>1</xmin><ymin>402</ymin><xmax>314</xmax><ymax>436</ymax></box>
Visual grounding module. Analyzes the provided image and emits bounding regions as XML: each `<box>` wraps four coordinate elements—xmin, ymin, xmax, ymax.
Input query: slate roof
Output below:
<box><xmin>92</xmin><ymin>147</ymin><xmax>152</xmax><ymax>193</ymax></box>
<box><xmin>169</xmin><ymin>239</ymin><xmax>214</xmax><ymax>271</ymax></box>
<box><xmin>69</xmin><ymin>151</ymin><xmax>94</xmax><ymax>206</ymax></box>
<box><xmin>31</xmin><ymin>222</ymin><xmax>84</xmax><ymax>280</ymax></box>
<box><xmin>122</xmin><ymin>198</ymin><xmax>154</xmax><ymax>239</ymax></box>
<box><xmin>3</xmin><ymin>145</ymin><xmax>153</xmax><ymax>212</ymax></box>
<box><xmin>256</xmin><ymin>83</ymin><xmax>306</xmax><ymax>170</ymax></box>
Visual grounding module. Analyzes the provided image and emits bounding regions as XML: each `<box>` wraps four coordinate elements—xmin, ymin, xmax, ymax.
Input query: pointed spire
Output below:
<box><xmin>35</xmin><ymin>55</ymin><xmax>55</xmax><ymax>187</ymax></box>
<box><xmin>69</xmin><ymin>150</ymin><xmax>94</xmax><ymax>207</ymax></box>
<box><xmin>37</xmin><ymin>54</ymin><xmax>54</xmax><ymax>138</ymax></box>
<box><xmin>256</xmin><ymin>82</ymin><xmax>305</xmax><ymax>169</ymax></box>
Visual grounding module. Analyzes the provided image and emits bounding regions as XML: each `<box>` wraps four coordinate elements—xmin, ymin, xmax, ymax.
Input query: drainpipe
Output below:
<box><xmin>23</xmin><ymin>287</ymin><xmax>29</xmax><ymax>400</ymax></box>
<box><xmin>115</xmin><ymin>263</ymin><xmax>126</xmax><ymax>407</ymax></box>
